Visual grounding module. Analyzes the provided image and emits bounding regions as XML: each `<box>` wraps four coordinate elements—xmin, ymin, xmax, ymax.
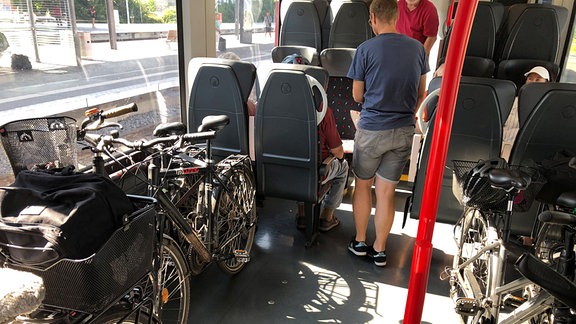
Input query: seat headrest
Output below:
<box><xmin>319</xmin><ymin>48</ymin><xmax>356</xmax><ymax>77</ymax></box>
<box><xmin>188</xmin><ymin>57</ymin><xmax>256</xmax><ymax>103</ymax></box>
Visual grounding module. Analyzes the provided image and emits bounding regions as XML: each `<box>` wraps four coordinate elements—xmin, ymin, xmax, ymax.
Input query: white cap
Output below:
<box><xmin>524</xmin><ymin>66</ymin><xmax>550</xmax><ymax>81</ymax></box>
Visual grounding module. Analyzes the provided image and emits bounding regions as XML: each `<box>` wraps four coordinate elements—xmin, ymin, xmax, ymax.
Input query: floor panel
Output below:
<box><xmin>188</xmin><ymin>191</ymin><xmax>463</xmax><ymax>323</ymax></box>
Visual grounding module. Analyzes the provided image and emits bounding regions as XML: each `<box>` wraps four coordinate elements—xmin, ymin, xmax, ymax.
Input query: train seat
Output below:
<box><xmin>408</xmin><ymin>77</ymin><xmax>516</xmax><ymax>225</ymax></box>
<box><xmin>328</xmin><ymin>0</ymin><xmax>372</xmax><ymax>48</ymax></box>
<box><xmin>495</xmin><ymin>3</ymin><xmax>568</xmax><ymax>63</ymax></box>
<box><xmin>441</xmin><ymin>2</ymin><xmax>504</xmax><ymax>62</ymax></box>
<box><xmin>255</xmin><ymin>62</ymin><xmax>329</xmax><ymax>101</ymax></box>
<box><xmin>187</xmin><ymin>57</ymin><xmax>256</xmax><ymax>160</ymax></box>
<box><xmin>506</xmin><ymin>82</ymin><xmax>576</xmax><ymax>236</ymax></box>
<box><xmin>319</xmin><ymin>48</ymin><xmax>360</xmax><ymax>154</ymax></box>
<box><xmin>440</xmin><ymin>2</ymin><xmax>504</xmax><ymax>77</ymax></box>
<box><xmin>279</xmin><ymin>0</ymin><xmax>324</xmax><ymax>53</ymax></box>
<box><xmin>271</xmin><ymin>45</ymin><xmax>320</xmax><ymax>66</ymax></box>
<box><xmin>255</xmin><ymin>65</ymin><xmax>331</xmax><ymax>247</ymax></box>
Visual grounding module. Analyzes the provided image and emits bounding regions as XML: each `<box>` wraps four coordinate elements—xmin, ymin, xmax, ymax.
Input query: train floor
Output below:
<box><xmin>187</xmin><ymin>187</ymin><xmax>464</xmax><ymax>323</ymax></box>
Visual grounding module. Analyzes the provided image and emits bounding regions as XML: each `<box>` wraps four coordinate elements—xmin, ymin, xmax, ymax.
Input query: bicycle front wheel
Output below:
<box><xmin>157</xmin><ymin>235</ymin><xmax>191</xmax><ymax>324</ymax></box>
<box><xmin>214</xmin><ymin>161</ymin><xmax>257</xmax><ymax>275</ymax></box>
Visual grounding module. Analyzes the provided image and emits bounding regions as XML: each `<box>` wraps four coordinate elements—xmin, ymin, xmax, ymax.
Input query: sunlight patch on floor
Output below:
<box><xmin>301</xmin><ymin>261</ymin><xmax>461</xmax><ymax>323</ymax></box>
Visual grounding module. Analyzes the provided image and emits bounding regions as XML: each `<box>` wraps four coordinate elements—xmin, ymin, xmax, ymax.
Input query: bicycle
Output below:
<box><xmin>444</xmin><ymin>158</ymin><xmax>556</xmax><ymax>323</ymax></box>
<box><xmin>0</xmin><ymin>105</ymin><xmax>190</xmax><ymax>323</ymax></box>
<box><xmin>79</xmin><ymin>107</ymin><xmax>257</xmax><ymax>276</ymax></box>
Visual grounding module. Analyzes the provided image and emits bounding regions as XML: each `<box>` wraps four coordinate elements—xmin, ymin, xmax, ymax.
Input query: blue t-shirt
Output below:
<box><xmin>347</xmin><ymin>33</ymin><xmax>429</xmax><ymax>131</ymax></box>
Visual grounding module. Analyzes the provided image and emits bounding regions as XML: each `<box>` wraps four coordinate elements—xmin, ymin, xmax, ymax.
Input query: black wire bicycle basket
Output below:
<box><xmin>0</xmin><ymin>197</ymin><xmax>157</xmax><ymax>313</ymax></box>
<box><xmin>452</xmin><ymin>160</ymin><xmax>546</xmax><ymax>212</ymax></box>
<box><xmin>0</xmin><ymin>117</ymin><xmax>78</xmax><ymax>176</ymax></box>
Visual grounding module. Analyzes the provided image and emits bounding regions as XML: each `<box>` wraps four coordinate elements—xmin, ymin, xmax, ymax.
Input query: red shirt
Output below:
<box><xmin>396</xmin><ymin>0</ymin><xmax>439</xmax><ymax>44</ymax></box>
<box><xmin>320</xmin><ymin>107</ymin><xmax>342</xmax><ymax>161</ymax></box>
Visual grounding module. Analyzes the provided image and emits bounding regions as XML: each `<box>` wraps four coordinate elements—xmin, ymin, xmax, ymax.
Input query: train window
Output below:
<box><xmin>0</xmin><ymin>0</ymin><xmax>181</xmax><ymax>185</ymax></box>
<box><xmin>560</xmin><ymin>26</ymin><xmax>576</xmax><ymax>83</ymax></box>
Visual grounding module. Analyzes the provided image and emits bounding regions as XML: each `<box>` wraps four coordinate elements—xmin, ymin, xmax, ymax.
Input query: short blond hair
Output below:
<box><xmin>370</xmin><ymin>0</ymin><xmax>398</xmax><ymax>24</ymax></box>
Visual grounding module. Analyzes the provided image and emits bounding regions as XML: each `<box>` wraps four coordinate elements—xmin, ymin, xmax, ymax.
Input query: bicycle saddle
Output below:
<box><xmin>197</xmin><ymin>115</ymin><xmax>230</xmax><ymax>132</ymax></box>
<box><xmin>153</xmin><ymin>122</ymin><xmax>187</xmax><ymax>137</ymax></box>
<box><xmin>557</xmin><ymin>191</ymin><xmax>576</xmax><ymax>209</ymax></box>
<box><xmin>488</xmin><ymin>168</ymin><xmax>531</xmax><ymax>191</ymax></box>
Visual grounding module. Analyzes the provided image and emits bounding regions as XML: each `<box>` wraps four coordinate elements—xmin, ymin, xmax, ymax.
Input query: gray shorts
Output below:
<box><xmin>352</xmin><ymin>126</ymin><xmax>414</xmax><ymax>182</ymax></box>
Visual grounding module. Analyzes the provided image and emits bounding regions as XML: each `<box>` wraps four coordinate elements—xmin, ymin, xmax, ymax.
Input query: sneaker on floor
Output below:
<box><xmin>319</xmin><ymin>216</ymin><xmax>340</xmax><ymax>232</ymax></box>
<box><xmin>368</xmin><ymin>247</ymin><xmax>387</xmax><ymax>267</ymax></box>
<box><xmin>348</xmin><ymin>239</ymin><xmax>369</xmax><ymax>256</ymax></box>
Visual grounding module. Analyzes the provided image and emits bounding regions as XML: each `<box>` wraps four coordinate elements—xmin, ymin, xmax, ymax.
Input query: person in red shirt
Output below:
<box><xmin>396</xmin><ymin>0</ymin><xmax>439</xmax><ymax>55</ymax></box>
<box><xmin>282</xmin><ymin>54</ymin><xmax>350</xmax><ymax>232</ymax></box>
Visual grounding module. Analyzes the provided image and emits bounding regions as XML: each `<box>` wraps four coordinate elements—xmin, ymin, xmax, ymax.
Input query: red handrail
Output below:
<box><xmin>403</xmin><ymin>1</ymin><xmax>479</xmax><ymax>323</ymax></box>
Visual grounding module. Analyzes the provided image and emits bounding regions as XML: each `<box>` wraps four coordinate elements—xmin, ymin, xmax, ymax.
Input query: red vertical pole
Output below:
<box><xmin>403</xmin><ymin>1</ymin><xmax>478</xmax><ymax>323</ymax></box>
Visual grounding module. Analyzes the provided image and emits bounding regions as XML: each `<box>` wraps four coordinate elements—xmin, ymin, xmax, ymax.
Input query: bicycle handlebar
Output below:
<box><xmin>101</xmin><ymin>103</ymin><xmax>138</xmax><ymax>119</ymax></box>
<box><xmin>80</xmin><ymin>103</ymin><xmax>139</xmax><ymax>132</ymax></box>
<box><xmin>84</xmin><ymin>130</ymin><xmax>217</xmax><ymax>152</ymax></box>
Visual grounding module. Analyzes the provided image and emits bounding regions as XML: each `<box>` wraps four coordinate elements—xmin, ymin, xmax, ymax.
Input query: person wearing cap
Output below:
<box><xmin>501</xmin><ymin>66</ymin><xmax>550</xmax><ymax>160</ymax></box>
<box><xmin>283</xmin><ymin>54</ymin><xmax>350</xmax><ymax>232</ymax></box>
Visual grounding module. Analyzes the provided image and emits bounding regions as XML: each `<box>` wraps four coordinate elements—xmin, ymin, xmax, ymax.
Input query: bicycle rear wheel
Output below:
<box><xmin>214</xmin><ymin>161</ymin><xmax>257</xmax><ymax>275</ymax></box>
<box><xmin>157</xmin><ymin>235</ymin><xmax>190</xmax><ymax>324</ymax></box>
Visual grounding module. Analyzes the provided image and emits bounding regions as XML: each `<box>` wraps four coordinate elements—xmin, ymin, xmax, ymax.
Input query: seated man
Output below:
<box><xmin>282</xmin><ymin>54</ymin><xmax>350</xmax><ymax>232</ymax></box>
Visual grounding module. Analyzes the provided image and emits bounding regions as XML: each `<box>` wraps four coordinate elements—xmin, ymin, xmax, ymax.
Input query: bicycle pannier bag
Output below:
<box><xmin>0</xmin><ymin>169</ymin><xmax>135</xmax><ymax>266</ymax></box>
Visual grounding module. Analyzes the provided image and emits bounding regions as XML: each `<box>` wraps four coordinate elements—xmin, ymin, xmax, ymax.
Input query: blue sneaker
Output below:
<box><xmin>368</xmin><ymin>247</ymin><xmax>387</xmax><ymax>267</ymax></box>
<box><xmin>348</xmin><ymin>239</ymin><xmax>369</xmax><ymax>256</ymax></box>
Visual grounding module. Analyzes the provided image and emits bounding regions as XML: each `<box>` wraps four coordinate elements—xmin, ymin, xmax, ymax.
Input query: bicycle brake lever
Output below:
<box><xmin>84</xmin><ymin>121</ymin><xmax>123</xmax><ymax>131</ymax></box>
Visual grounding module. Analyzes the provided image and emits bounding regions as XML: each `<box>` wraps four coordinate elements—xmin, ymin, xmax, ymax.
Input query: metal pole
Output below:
<box><xmin>26</xmin><ymin>0</ymin><xmax>40</xmax><ymax>62</ymax></box>
<box><xmin>402</xmin><ymin>1</ymin><xmax>478</xmax><ymax>323</ymax></box>
<box><xmin>105</xmin><ymin>0</ymin><xmax>117</xmax><ymax>49</ymax></box>
<box><xmin>67</xmin><ymin>0</ymin><xmax>81</xmax><ymax>66</ymax></box>
<box><xmin>125</xmin><ymin>0</ymin><xmax>130</xmax><ymax>24</ymax></box>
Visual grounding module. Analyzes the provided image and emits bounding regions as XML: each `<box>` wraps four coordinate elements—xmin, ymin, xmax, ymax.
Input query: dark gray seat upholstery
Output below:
<box><xmin>271</xmin><ymin>45</ymin><xmax>320</xmax><ymax>66</ymax></box>
<box><xmin>495</xmin><ymin>3</ymin><xmax>568</xmax><ymax>63</ymax></box>
<box><xmin>256</xmin><ymin>62</ymin><xmax>329</xmax><ymax>98</ymax></box>
<box><xmin>460</xmin><ymin>56</ymin><xmax>497</xmax><ymax>78</ymax></box>
<box><xmin>328</xmin><ymin>0</ymin><xmax>371</xmax><ymax>48</ymax></box>
<box><xmin>188</xmin><ymin>57</ymin><xmax>256</xmax><ymax>160</ymax></box>
<box><xmin>440</xmin><ymin>2</ymin><xmax>504</xmax><ymax>77</ymax></box>
<box><xmin>279</xmin><ymin>1</ymin><xmax>323</xmax><ymax>53</ymax></box>
<box><xmin>507</xmin><ymin>82</ymin><xmax>576</xmax><ymax>236</ymax></box>
<box><xmin>255</xmin><ymin>65</ymin><xmax>330</xmax><ymax>246</ymax></box>
<box><xmin>409</xmin><ymin>77</ymin><xmax>516</xmax><ymax>225</ymax></box>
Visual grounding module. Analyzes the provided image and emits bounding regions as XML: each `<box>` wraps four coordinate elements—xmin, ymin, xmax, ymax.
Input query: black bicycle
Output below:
<box><xmin>79</xmin><ymin>106</ymin><xmax>257</xmax><ymax>276</ymax></box>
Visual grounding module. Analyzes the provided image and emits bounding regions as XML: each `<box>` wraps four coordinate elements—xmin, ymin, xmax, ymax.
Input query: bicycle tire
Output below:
<box><xmin>157</xmin><ymin>235</ymin><xmax>191</xmax><ymax>324</ymax></box>
<box><xmin>214</xmin><ymin>162</ymin><xmax>257</xmax><ymax>275</ymax></box>
<box><xmin>451</xmin><ymin>208</ymin><xmax>492</xmax><ymax>323</ymax></box>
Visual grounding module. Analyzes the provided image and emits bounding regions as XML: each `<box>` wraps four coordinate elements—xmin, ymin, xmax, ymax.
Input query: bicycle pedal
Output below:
<box><xmin>455</xmin><ymin>297</ymin><xmax>480</xmax><ymax>315</ymax></box>
<box><xmin>234</xmin><ymin>249</ymin><xmax>250</xmax><ymax>263</ymax></box>
<box><xmin>502</xmin><ymin>293</ymin><xmax>526</xmax><ymax>309</ymax></box>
